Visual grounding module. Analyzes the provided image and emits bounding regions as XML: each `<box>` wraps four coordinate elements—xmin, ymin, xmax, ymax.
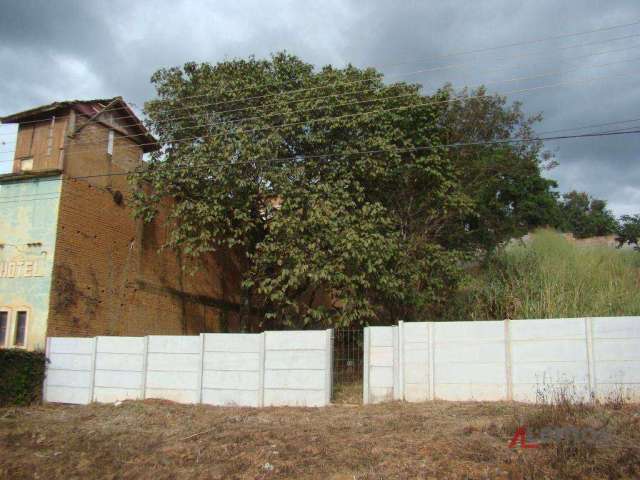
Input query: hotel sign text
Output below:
<box><xmin>0</xmin><ymin>260</ymin><xmax>46</xmax><ymax>278</ymax></box>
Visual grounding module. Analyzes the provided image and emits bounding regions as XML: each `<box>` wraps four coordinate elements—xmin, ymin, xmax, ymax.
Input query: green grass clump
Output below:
<box><xmin>450</xmin><ymin>229</ymin><xmax>640</xmax><ymax>320</ymax></box>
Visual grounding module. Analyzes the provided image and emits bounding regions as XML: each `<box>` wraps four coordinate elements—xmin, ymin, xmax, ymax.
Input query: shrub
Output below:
<box><xmin>0</xmin><ymin>349</ymin><xmax>47</xmax><ymax>406</ymax></box>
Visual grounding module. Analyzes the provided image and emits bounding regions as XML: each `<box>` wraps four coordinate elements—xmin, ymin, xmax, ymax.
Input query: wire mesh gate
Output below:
<box><xmin>332</xmin><ymin>328</ymin><xmax>364</xmax><ymax>403</ymax></box>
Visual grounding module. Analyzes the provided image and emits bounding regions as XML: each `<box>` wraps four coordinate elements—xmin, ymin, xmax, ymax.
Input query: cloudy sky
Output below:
<box><xmin>0</xmin><ymin>0</ymin><xmax>638</xmax><ymax>215</ymax></box>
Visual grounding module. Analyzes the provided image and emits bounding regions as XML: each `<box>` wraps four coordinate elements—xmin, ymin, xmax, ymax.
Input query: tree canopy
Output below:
<box><xmin>617</xmin><ymin>214</ymin><xmax>640</xmax><ymax>250</ymax></box>
<box><xmin>133</xmin><ymin>53</ymin><xmax>559</xmax><ymax>329</ymax></box>
<box><xmin>556</xmin><ymin>190</ymin><xmax>618</xmax><ymax>238</ymax></box>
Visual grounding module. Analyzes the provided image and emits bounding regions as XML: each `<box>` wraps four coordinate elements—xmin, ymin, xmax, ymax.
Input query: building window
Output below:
<box><xmin>20</xmin><ymin>158</ymin><xmax>34</xmax><ymax>171</ymax></box>
<box><xmin>107</xmin><ymin>129</ymin><xmax>114</xmax><ymax>155</ymax></box>
<box><xmin>14</xmin><ymin>311</ymin><xmax>27</xmax><ymax>347</ymax></box>
<box><xmin>0</xmin><ymin>311</ymin><xmax>7</xmax><ymax>347</ymax></box>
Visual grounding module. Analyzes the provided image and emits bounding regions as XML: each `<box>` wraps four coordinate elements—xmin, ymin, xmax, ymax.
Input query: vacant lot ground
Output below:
<box><xmin>1</xmin><ymin>399</ymin><xmax>639</xmax><ymax>479</ymax></box>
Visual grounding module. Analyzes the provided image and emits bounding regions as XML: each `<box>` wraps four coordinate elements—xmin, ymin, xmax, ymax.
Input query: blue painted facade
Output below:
<box><xmin>0</xmin><ymin>174</ymin><xmax>61</xmax><ymax>350</ymax></box>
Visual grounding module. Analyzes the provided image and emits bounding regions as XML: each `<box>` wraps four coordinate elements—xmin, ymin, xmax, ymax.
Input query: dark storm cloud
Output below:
<box><xmin>0</xmin><ymin>0</ymin><xmax>638</xmax><ymax>214</ymax></box>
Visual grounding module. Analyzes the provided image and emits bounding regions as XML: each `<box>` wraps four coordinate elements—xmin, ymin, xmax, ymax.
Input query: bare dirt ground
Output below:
<box><xmin>1</xmin><ymin>399</ymin><xmax>639</xmax><ymax>479</ymax></box>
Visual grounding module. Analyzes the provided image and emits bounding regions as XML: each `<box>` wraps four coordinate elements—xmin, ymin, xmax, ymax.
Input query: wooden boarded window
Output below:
<box><xmin>46</xmin><ymin>117</ymin><xmax>56</xmax><ymax>156</ymax></box>
<box><xmin>107</xmin><ymin>129</ymin><xmax>115</xmax><ymax>155</ymax></box>
<box><xmin>20</xmin><ymin>158</ymin><xmax>33</xmax><ymax>171</ymax></box>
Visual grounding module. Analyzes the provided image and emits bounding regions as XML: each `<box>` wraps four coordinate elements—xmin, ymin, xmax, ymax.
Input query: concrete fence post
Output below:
<box><xmin>504</xmin><ymin>319</ymin><xmax>513</xmax><ymax>401</ymax></box>
<box><xmin>258</xmin><ymin>332</ymin><xmax>266</xmax><ymax>408</ymax></box>
<box><xmin>585</xmin><ymin>317</ymin><xmax>596</xmax><ymax>399</ymax></box>
<box><xmin>398</xmin><ymin>321</ymin><xmax>405</xmax><ymax>401</ymax></box>
<box><xmin>197</xmin><ymin>334</ymin><xmax>206</xmax><ymax>404</ymax></box>
<box><xmin>42</xmin><ymin>337</ymin><xmax>51</xmax><ymax>403</ymax></box>
<box><xmin>363</xmin><ymin>327</ymin><xmax>371</xmax><ymax>404</ymax></box>
<box><xmin>141</xmin><ymin>336</ymin><xmax>149</xmax><ymax>400</ymax></box>
<box><xmin>325</xmin><ymin>328</ymin><xmax>334</xmax><ymax>405</ymax></box>
<box><xmin>428</xmin><ymin>322</ymin><xmax>435</xmax><ymax>400</ymax></box>
<box><xmin>392</xmin><ymin>326</ymin><xmax>400</xmax><ymax>400</ymax></box>
<box><xmin>89</xmin><ymin>337</ymin><xmax>98</xmax><ymax>403</ymax></box>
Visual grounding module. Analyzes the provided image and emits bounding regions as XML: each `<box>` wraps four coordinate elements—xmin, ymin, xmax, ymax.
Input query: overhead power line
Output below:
<box><xmin>96</xmin><ymin>38</ymin><xmax>640</xmax><ymax>133</ymax></box>
<box><xmin>39</xmin><ymin>53</ymin><xmax>640</xmax><ymax>151</ymax></box>
<box><xmin>116</xmin><ymin>19</ymin><xmax>640</xmax><ymax>111</ymax></box>
<box><xmin>0</xmin><ymin>128</ymin><xmax>638</xmax><ymax>204</ymax></box>
<box><xmin>0</xmin><ymin>68</ymin><xmax>630</xmax><ymax>157</ymax></box>
<box><xmin>141</xmin><ymin>34</ymin><xmax>640</xmax><ymax>119</ymax></box>
<box><xmin>536</xmin><ymin>116</ymin><xmax>640</xmax><ymax>136</ymax></box>
<box><xmin>2</xmin><ymin>19</ymin><xmax>640</xmax><ymax>132</ymax></box>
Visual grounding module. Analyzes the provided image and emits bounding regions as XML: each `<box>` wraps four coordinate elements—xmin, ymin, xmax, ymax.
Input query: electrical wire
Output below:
<box><xmin>107</xmin><ymin>19</ymin><xmax>640</xmax><ymax>111</ymax></box>
<box><xmin>56</xmin><ymin>52</ymin><xmax>640</xmax><ymax>150</ymax></box>
<box><xmin>34</xmin><ymin>69</ymin><xmax>640</xmax><ymax>156</ymax></box>
<box><xmin>2</xmin><ymin>23</ymin><xmax>640</xmax><ymax>132</ymax></box>
<box><xmin>0</xmin><ymin>127</ymin><xmax>638</xmax><ymax>204</ymax></box>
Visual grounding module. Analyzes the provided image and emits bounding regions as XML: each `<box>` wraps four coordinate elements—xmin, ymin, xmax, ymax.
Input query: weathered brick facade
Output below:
<box><xmin>1</xmin><ymin>98</ymin><xmax>243</xmax><ymax>348</ymax></box>
<box><xmin>47</xmin><ymin>176</ymin><xmax>243</xmax><ymax>337</ymax></box>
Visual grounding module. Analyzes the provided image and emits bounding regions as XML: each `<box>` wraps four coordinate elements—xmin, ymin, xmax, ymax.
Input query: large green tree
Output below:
<box><xmin>133</xmin><ymin>53</ymin><xmax>556</xmax><ymax>329</ymax></box>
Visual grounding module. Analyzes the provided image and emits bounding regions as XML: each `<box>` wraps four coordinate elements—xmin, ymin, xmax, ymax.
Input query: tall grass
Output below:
<box><xmin>450</xmin><ymin>229</ymin><xmax>640</xmax><ymax>320</ymax></box>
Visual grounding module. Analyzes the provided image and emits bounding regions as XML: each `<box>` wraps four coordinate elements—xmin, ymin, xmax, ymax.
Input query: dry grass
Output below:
<box><xmin>449</xmin><ymin>229</ymin><xmax>640</xmax><ymax>320</ymax></box>
<box><xmin>1</xmin><ymin>399</ymin><xmax>639</xmax><ymax>479</ymax></box>
<box><xmin>332</xmin><ymin>380</ymin><xmax>363</xmax><ymax>404</ymax></box>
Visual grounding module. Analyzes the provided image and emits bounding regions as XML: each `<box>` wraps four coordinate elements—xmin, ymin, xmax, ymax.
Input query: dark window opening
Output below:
<box><xmin>0</xmin><ymin>312</ymin><xmax>7</xmax><ymax>347</ymax></box>
<box><xmin>14</xmin><ymin>311</ymin><xmax>27</xmax><ymax>347</ymax></box>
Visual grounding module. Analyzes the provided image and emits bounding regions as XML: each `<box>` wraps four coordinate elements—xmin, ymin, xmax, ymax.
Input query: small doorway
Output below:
<box><xmin>332</xmin><ymin>328</ymin><xmax>363</xmax><ymax>404</ymax></box>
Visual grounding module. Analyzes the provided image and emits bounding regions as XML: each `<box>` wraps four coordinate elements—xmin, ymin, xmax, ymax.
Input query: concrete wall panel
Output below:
<box><xmin>264</xmin><ymin>389</ymin><xmax>326</xmax><ymax>407</ymax></box>
<box><xmin>93</xmin><ymin>336</ymin><xmax>146</xmax><ymax>402</ymax></box>
<box><xmin>364</xmin><ymin>317</ymin><xmax>640</xmax><ymax>404</ymax></box>
<box><xmin>202</xmin><ymin>389</ymin><xmax>260</xmax><ymax>407</ymax></box>
<box><xmin>43</xmin><ymin>337</ymin><xmax>94</xmax><ymax>405</ymax></box>
<box><xmin>265</xmin><ymin>331</ymin><xmax>325</xmax><ymax>350</ymax></box>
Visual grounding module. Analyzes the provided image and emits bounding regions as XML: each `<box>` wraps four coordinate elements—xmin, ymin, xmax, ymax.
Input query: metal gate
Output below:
<box><xmin>332</xmin><ymin>328</ymin><xmax>363</xmax><ymax>403</ymax></box>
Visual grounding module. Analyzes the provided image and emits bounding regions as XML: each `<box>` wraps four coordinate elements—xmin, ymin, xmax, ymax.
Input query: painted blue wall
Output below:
<box><xmin>0</xmin><ymin>174</ymin><xmax>61</xmax><ymax>350</ymax></box>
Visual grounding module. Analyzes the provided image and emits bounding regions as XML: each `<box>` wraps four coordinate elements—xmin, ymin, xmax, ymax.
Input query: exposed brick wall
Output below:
<box><xmin>47</xmin><ymin>115</ymin><xmax>244</xmax><ymax>338</ymax></box>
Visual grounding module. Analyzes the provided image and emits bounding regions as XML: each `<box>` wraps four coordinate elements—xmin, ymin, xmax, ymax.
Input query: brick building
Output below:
<box><xmin>0</xmin><ymin>98</ymin><xmax>242</xmax><ymax>350</ymax></box>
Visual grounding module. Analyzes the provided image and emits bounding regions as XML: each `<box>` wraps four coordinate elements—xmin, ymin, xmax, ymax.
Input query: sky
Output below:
<box><xmin>0</xmin><ymin>0</ymin><xmax>638</xmax><ymax>215</ymax></box>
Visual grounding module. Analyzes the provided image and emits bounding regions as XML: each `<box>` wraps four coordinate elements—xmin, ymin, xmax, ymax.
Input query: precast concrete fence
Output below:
<box><xmin>43</xmin><ymin>330</ymin><xmax>333</xmax><ymax>407</ymax></box>
<box><xmin>363</xmin><ymin>317</ymin><xmax>640</xmax><ymax>404</ymax></box>
<box><xmin>42</xmin><ymin>317</ymin><xmax>640</xmax><ymax>408</ymax></box>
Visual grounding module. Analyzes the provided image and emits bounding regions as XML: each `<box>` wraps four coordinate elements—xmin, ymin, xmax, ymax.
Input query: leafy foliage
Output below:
<box><xmin>556</xmin><ymin>190</ymin><xmax>618</xmax><ymax>238</ymax></box>
<box><xmin>134</xmin><ymin>53</ymin><xmax>558</xmax><ymax>328</ymax></box>
<box><xmin>617</xmin><ymin>214</ymin><xmax>640</xmax><ymax>250</ymax></box>
<box><xmin>0</xmin><ymin>349</ymin><xmax>47</xmax><ymax>406</ymax></box>
<box><xmin>441</xmin><ymin>86</ymin><xmax>560</xmax><ymax>249</ymax></box>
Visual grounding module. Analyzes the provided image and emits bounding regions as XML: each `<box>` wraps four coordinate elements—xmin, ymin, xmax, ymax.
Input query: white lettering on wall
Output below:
<box><xmin>0</xmin><ymin>260</ymin><xmax>46</xmax><ymax>278</ymax></box>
